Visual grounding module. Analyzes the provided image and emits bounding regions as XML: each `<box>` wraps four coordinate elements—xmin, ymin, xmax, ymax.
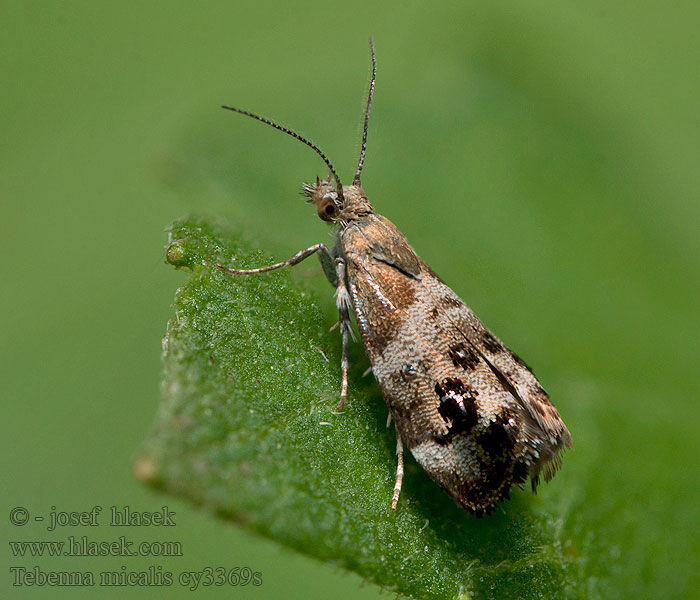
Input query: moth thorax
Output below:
<box><xmin>339</xmin><ymin>185</ymin><xmax>374</xmax><ymax>220</ymax></box>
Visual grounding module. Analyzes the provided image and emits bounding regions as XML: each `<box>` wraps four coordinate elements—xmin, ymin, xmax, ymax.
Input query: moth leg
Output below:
<box><xmin>391</xmin><ymin>425</ymin><xmax>405</xmax><ymax>511</ymax></box>
<box><xmin>219</xmin><ymin>245</ymin><xmax>350</xmax><ymax>409</ymax></box>
<box><xmin>217</xmin><ymin>243</ymin><xmax>335</xmax><ymax>280</ymax></box>
<box><xmin>333</xmin><ymin>257</ymin><xmax>351</xmax><ymax>413</ymax></box>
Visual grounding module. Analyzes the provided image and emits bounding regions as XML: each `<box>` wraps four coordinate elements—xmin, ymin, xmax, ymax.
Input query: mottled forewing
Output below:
<box><xmin>342</xmin><ymin>214</ymin><xmax>570</xmax><ymax>514</ymax></box>
<box><xmin>421</xmin><ymin>270</ymin><xmax>573</xmax><ymax>483</ymax></box>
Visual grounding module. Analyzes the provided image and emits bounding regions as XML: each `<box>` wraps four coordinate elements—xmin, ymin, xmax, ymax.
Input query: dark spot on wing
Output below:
<box><xmin>400</xmin><ymin>362</ymin><xmax>418</xmax><ymax>382</ymax></box>
<box><xmin>440</xmin><ymin>294</ymin><xmax>463</xmax><ymax>309</ymax></box>
<box><xmin>478</xmin><ymin>417</ymin><xmax>515</xmax><ymax>459</ymax></box>
<box><xmin>435</xmin><ymin>378</ymin><xmax>479</xmax><ymax>433</ymax></box>
<box><xmin>444</xmin><ymin>377</ymin><xmax>469</xmax><ymax>394</ymax></box>
<box><xmin>481</xmin><ymin>331</ymin><xmax>503</xmax><ymax>354</ymax></box>
<box><xmin>448</xmin><ymin>342</ymin><xmax>480</xmax><ymax>371</ymax></box>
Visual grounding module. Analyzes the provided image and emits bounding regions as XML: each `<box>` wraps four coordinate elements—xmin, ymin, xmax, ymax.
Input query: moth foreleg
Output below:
<box><xmin>391</xmin><ymin>425</ymin><xmax>405</xmax><ymax>511</ymax></box>
<box><xmin>217</xmin><ymin>243</ymin><xmax>335</xmax><ymax>279</ymax></box>
<box><xmin>333</xmin><ymin>257</ymin><xmax>351</xmax><ymax>413</ymax></box>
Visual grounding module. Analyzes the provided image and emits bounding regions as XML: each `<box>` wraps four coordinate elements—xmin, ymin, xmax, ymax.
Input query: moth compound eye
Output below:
<box><xmin>318</xmin><ymin>199</ymin><xmax>338</xmax><ymax>221</ymax></box>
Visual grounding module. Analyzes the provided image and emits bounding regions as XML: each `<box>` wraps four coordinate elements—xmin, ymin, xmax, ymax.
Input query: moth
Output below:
<box><xmin>218</xmin><ymin>39</ymin><xmax>571</xmax><ymax>515</ymax></box>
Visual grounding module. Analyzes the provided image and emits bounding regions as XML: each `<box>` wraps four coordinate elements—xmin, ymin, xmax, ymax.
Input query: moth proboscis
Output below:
<box><xmin>217</xmin><ymin>38</ymin><xmax>572</xmax><ymax>516</ymax></box>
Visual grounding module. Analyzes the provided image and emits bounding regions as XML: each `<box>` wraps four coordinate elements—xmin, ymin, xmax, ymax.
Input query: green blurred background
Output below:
<box><xmin>2</xmin><ymin>1</ymin><xmax>699</xmax><ymax>598</ymax></box>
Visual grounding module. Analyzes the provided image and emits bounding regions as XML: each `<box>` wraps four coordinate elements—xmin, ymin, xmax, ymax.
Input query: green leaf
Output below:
<box><xmin>135</xmin><ymin>217</ymin><xmax>580</xmax><ymax>600</ymax></box>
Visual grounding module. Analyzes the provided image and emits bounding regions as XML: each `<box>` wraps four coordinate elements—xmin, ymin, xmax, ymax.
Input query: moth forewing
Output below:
<box><xmin>218</xmin><ymin>39</ymin><xmax>571</xmax><ymax>515</ymax></box>
<box><xmin>337</xmin><ymin>207</ymin><xmax>571</xmax><ymax>514</ymax></box>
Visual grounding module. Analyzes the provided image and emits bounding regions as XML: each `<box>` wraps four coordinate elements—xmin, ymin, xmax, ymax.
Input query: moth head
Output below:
<box><xmin>303</xmin><ymin>177</ymin><xmax>375</xmax><ymax>223</ymax></box>
<box><xmin>302</xmin><ymin>175</ymin><xmax>341</xmax><ymax>222</ymax></box>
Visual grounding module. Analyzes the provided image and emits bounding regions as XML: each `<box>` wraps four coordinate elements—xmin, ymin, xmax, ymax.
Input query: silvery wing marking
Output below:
<box><xmin>321</xmin><ymin>183</ymin><xmax>571</xmax><ymax>515</ymax></box>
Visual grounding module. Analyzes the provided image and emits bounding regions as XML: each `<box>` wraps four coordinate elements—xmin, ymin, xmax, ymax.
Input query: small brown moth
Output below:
<box><xmin>218</xmin><ymin>39</ymin><xmax>571</xmax><ymax>515</ymax></box>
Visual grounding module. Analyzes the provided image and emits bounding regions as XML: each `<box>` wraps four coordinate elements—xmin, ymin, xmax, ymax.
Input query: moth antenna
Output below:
<box><xmin>221</xmin><ymin>105</ymin><xmax>344</xmax><ymax>203</ymax></box>
<box><xmin>353</xmin><ymin>37</ymin><xmax>376</xmax><ymax>186</ymax></box>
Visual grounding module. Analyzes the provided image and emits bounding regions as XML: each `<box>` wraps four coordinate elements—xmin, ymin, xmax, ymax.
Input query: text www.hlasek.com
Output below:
<box><xmin>10</xmin><ymin>536</ymin><xmax>181</xmax><ymax>557</ymax></box>
<box><xmin>8</xmin><ymin>504</ymin><xmax>262</xmax><ymax>589</ymax></box>
<box><xmin>9</xmin><ymin>537</ymin><xmax>262</xmax><ymax>589</ymax></box>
